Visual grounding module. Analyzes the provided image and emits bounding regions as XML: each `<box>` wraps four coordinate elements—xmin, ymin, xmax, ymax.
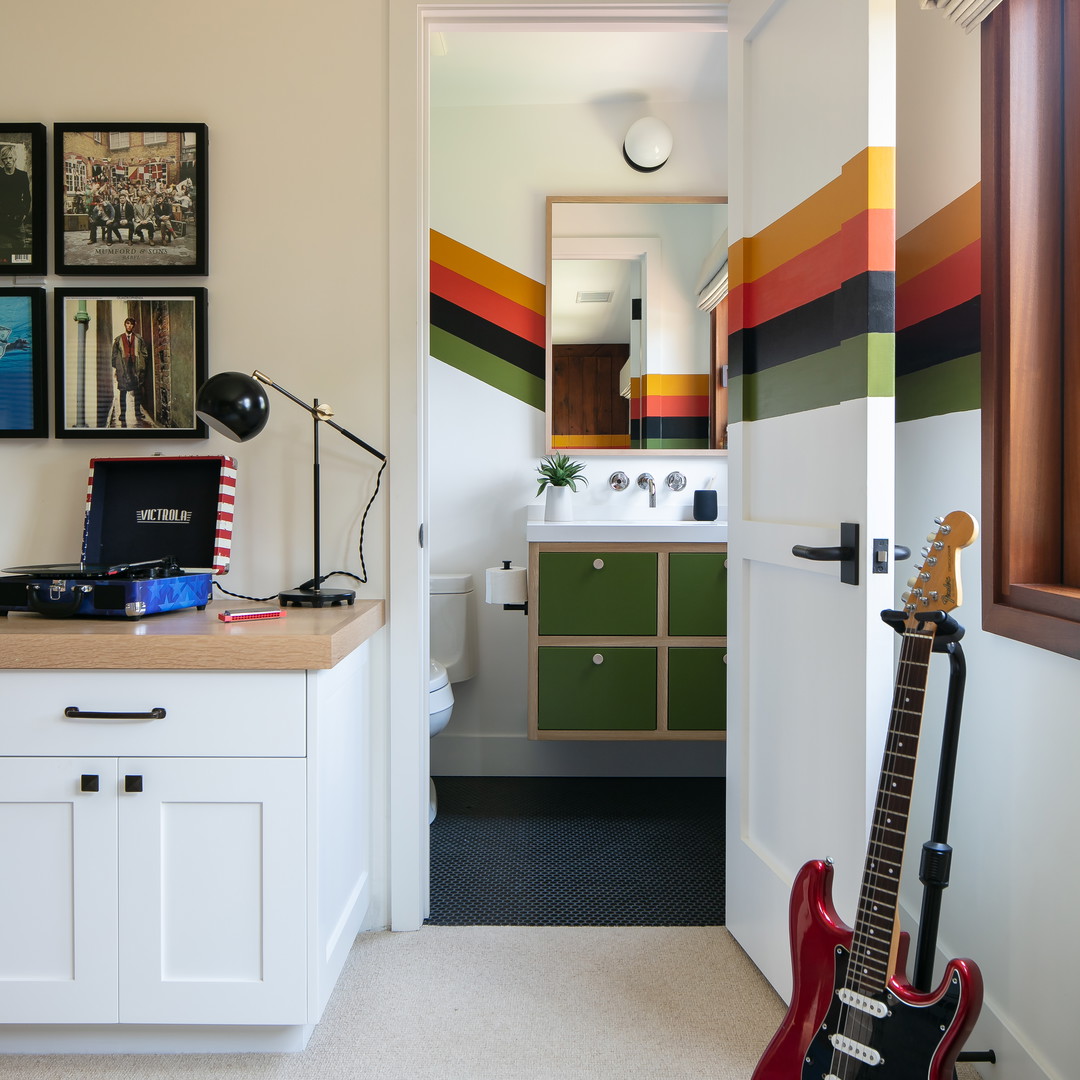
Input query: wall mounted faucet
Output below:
<box><xmin>637</xmin><ymin>473</ymin><xmax>656</xmax><ymax>508</ymax></box>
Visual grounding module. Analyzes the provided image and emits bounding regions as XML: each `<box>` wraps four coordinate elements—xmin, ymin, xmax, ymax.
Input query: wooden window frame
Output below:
<box><xmin>982</xmin><ymin>0</ymin><xmax>1080</xmax><ymax>658</ymax></box>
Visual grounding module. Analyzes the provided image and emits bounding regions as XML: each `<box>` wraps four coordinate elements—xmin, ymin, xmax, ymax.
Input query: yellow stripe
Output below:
<box><xmin>895</xmin><ymin>184</ymin><xmax>981</xmax><ymax>286</ymax></box>
<box><xmin>552</xmin><ymin>434</ymin><xmax>632</xmax><ymax>449</ymax></box>
<box><xmin>731</xmin><ymin>147</ymin><xmax>895</xmax><ymax>287</ymax></box>
<box><xmin>642</xmin><ymin>374</ymin><xmax>710</xmax><ymax>395</ymax></box>
<box><xmin>431</xmin><ymin>231</ymin><xmax>546</xmax><ymax>315</ymax></box>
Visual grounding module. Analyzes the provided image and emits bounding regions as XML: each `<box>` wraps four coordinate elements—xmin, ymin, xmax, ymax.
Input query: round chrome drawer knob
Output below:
<box><xmin>592</xmin><ymin>653</ymin><xmax>604</xmax><ymax>665</ymax></box>
<box><xmin>593</xmin><ymin>558</ymin><xmax>605</xmax><ymax>570</ymax></box>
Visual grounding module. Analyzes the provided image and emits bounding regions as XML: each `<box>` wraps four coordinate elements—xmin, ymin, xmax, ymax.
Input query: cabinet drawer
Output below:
<box><xmin>669</xmin><ymin>552</ymin><xmax>727</xmax><ymax>636</ymax></box>
<box><xmin>537</xmin><ymin>646</ymin><xmax>656</xmax><ymax>730</ymax></box>
<box><xmin>538</xmin><ymin>552</ymin><xmax>657</xmax><ymax>636</ymax></box>
<box><xmin>0</xmin><ymin>670</ymin><xmax>306</xmax><ymax>757</ymax></box>
<box><xmin>668</xmin><ymin>648</ymin><xmax>727</xmax><ymax>731</ymax></box>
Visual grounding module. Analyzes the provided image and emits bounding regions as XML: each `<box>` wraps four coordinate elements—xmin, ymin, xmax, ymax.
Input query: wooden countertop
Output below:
<box><xmin>0</xmin><ymin>599</ymin><xmax>385</xmax><ymax>671</ymax></box>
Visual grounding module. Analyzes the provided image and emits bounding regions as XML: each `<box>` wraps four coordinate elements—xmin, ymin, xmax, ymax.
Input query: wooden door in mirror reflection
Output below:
<box><xmin>551</xmin><ymin>345</ymin><xmax>631</xmax><ymax>450</ymax></box>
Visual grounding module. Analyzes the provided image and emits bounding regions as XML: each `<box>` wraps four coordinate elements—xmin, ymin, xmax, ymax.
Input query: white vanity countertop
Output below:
<box><xmin>525</xmin><ymin>519</ymin><xmax>727</xmax><ymax>543</ymax></box>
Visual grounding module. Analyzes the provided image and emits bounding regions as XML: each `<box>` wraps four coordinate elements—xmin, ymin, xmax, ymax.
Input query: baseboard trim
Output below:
<box><xmin>430</xmin><ymin>731</ymin><xmax>726</xmax><ymax>777</ymax></box>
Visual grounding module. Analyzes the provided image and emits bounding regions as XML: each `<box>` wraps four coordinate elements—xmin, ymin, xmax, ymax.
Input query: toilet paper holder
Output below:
<box><xmin>486</xmin><ymin>560</ymin><xmax>528</xmax><ymax>615</ymax></box>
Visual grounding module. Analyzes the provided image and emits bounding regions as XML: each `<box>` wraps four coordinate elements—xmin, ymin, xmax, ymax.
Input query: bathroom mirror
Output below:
<box><xmin>547</xmin><ymin>196</ymin><xmax>728</xmax><ymax>454</ymax></box>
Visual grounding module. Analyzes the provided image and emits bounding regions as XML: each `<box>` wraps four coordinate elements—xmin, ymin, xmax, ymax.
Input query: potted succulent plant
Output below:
<box><xmin>535</xmin><ymin>453</ymin><xmax>588</xmax><ymax>522</ymax></box>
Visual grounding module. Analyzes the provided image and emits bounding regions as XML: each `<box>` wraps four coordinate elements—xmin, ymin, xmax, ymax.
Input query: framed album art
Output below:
<box><xmin>0</xmin><ymin>287</ymin><xmax>47</xmax><ymax>438</ymax></box>
<box><xmin>53</xmin><ymin>124</ymin><xmax>208</xmax><ymax>276</ymax></box>
<box><xmin>0</xmin><ymin>124</ymin><xmax>46</xmax><ymax>276</ymax></box>
<box><xmin>54</xmin><ymin>288</ymin><xmax>208</xmax><ymax>438</ymax></box>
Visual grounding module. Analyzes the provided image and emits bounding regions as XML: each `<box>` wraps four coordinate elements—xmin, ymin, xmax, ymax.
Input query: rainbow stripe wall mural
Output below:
<box><xmin>895</xmin><ymin>185</ymin><xmax>981</xmax><ymax>421</ymax></box>
<box><xmin>429</xmin><ymin>230</ymin><xmax>546</xmax><ymax>410</ymax></box>
<box><xmin>727</xmin><ymin>148</ymin><xmax>895</xmax><ymax>421</ymax></box>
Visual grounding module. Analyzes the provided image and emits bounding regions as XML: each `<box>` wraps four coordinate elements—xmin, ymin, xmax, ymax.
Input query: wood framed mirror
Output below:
<box><xmin>546</xmin><ymin>195</ymin><xmax>728</xmax><ymax>454</ymax></box>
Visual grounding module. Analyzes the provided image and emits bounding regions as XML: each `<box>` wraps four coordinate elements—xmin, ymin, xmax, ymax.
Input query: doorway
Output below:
<box><xmin>387</xmin><ymin>3</ymin><xmax>729</xmax><ymax>931</ymax></box>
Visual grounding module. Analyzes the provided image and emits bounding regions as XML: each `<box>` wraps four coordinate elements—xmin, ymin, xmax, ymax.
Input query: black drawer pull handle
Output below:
<box><xmin>64</xmin><ymin>707</ymin><xmax>166</xmax><ymax>721</ymax></box>
<box><xmin>80</xmin><ymin>774</ymin><xmax>100</xmax><ymax>793</ymax></box>
<box><xmin>124</xmin><ymin>774</ymin><xmax>143</xmax><ymax>793</ymax></box>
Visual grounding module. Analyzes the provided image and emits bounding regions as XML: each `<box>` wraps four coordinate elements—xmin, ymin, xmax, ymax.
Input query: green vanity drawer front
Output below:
<box><xmin>668</xmin><ymin>648</ymin><xmax>727</xmax><ymax>731</ymax></box>
<box><xmin>668</xmin><ymin>552</ymin><xmax>728</xmax><ymax>637</ymax></box>
<box><xmin>537</xmin><ymin>646</ymin><xmax>657</xmax><ymax>730</ymax></box>
<box><xmin>538</xmin><ymin>551</ymin><xmax>658</xmax><ymax>636</ymax></box>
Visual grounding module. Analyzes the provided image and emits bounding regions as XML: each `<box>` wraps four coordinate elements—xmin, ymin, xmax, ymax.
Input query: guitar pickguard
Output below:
<box><xmin>801</xmin><ymin>946</ymin><xmax>965</xmax><ymax>1080</ymax></box>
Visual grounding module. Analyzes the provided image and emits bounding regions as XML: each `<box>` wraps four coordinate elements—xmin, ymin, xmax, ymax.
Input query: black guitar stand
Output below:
<box><xmin>880</xmin><ymin>608</ymin><xmax>997</xmax><ymax>1070</ymax></box>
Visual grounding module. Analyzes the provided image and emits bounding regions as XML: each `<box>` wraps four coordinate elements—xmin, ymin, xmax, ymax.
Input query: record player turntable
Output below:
<box><xmin>0</xmin><ymin>456</ymin><xmax>236</xmax><ymax>619</ymax></box>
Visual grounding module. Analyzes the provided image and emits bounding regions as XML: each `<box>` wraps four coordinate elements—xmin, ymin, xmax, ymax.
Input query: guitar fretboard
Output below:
<box><xmin>847</xmin><ymin>627</ymin><xmax>935</xmax><ymax>995</ymax></box>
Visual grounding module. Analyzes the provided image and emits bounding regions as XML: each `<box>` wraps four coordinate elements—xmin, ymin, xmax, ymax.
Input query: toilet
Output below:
<box><xmin>428</xmin><ymin>573</ymin><xmax>477</xmax><ymax>822</ymax></box>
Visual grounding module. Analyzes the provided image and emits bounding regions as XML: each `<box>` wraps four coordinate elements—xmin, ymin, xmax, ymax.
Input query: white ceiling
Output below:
<box><xmin>430</xmin><ymin>31</ymin><xmax>727</xmax><ymax>109</ymax></box>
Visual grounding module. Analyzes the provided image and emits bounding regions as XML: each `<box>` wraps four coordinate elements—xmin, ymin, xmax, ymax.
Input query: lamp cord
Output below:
<box><xmin>213</xmin><ymin>457</ymin><xmax>387</xmax><ymax>603</ymax></box>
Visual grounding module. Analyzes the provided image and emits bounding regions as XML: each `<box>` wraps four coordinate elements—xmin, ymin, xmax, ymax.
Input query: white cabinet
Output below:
<box><xmin>0</xmin><ymin>602</ymin><xmax>384</xmax><ymax>1054</ymax></box>
<box><xmin>0</xmin><ymin>756</ymin><xmax>306</xmax><ymax>1026</ymax></box>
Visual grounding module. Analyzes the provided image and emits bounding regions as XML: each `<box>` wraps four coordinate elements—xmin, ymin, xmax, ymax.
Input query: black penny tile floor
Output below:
<box><xmin>427</xmin><ymin>776</ymin><xmax>725</xmax><ymax>926</ymax></box>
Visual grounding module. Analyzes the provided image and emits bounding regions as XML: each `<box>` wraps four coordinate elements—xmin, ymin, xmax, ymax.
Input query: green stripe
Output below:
<box><xmin>645</xmin><ymin>438</ymin><xmax>709</xmax><ymax>450</ymax></box>
<box><xmin>431</xmin><ymin>326</ymin><xmax>545</xmax><ymax>410</ymax></box>
<box><xmin>732</xmin><ymin>333</ymin><xmax>895</xmax><ymax>421</ymax></box>
<box><xmin>895</xmin><ymin>352</ymin><xmax>980</xmax><ymax>422</ymax></box>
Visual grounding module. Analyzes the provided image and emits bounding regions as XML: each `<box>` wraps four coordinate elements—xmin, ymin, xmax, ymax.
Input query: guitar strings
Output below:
<box><xmin>828</xmin><ymin>627</ymin><xmax>933</xmax><ymax>1080</ymax></box>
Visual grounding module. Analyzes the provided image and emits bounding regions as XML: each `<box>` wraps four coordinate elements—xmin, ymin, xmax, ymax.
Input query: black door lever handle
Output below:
<box><xmin>792</xmin><ymin>523</ymin><xmax>859</xmax><ymax>586</ymax></box>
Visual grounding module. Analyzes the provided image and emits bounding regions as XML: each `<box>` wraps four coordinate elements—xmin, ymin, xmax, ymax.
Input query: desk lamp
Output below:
<box><xmin>196</xmin><ymin>369</ymin><xmax>386</xmax><ymax>608</ymax></box>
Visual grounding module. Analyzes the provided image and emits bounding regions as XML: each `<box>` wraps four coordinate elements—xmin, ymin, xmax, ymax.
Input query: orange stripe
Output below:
<box><xmin>730</xmin><ymin>147</ymin><xmax>895</xmax><ymax>288</ymax></box>
<box><xmin>431</xmin><ymin>262</ymin><xmax>546</xmax><ymax>347</ymax></box>
<box><xmin>430</xmin><ymin>230</ymin><xmax>545</xmax><ymax>315</ymax></box>
<box><xmin>895</xmin><ymin>240</ymin><xmax>981</xmax><ymax>332</ymax></box>
<box><xmin>729</xmin><ymin>208</ymin><xmax>895</xmax><ymax>333</ymax></box>
<box><xmin>895</xmin><ymin>185</ymin><xmax>981</xmax><ymax>286</ymax></box>
<box><xmin>552</xmin><ymin>434</ymin><xmax>632</xmax><ymax>449</ymax></box>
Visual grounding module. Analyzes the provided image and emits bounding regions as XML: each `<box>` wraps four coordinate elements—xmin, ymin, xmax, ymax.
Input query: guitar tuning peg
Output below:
<box><xmin>934</xmin><ymin>516</ymin><xmax>945</xmax><ymax>525</ymax></box>
<box><xmin>906</xmin><ymin>577</ymin><xmax>917</xmax><ymax>588</ymax></box>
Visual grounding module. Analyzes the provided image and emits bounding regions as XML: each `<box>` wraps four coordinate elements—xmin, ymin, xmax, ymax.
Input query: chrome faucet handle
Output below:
<box><xmin>609</xmin><ymin>471</ymin><xmax>630</xmax><ymax>491</ymax></box>
<box><xmin>666</xmin><ymin>471</ymin><xmax>687</xmax><ymax>491</ymax></box>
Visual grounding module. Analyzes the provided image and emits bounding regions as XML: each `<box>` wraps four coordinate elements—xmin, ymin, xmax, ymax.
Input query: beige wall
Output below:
<box><xmin>1</xmin><ymin>0</ymin><xmax>389</xmax><ymax>601</ymax></box>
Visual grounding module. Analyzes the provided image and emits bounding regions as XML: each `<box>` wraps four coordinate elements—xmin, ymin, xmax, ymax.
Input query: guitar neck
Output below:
<box><xmin>848</xmin><ymin>626</ymin><xmax>935</xmax><ymax>995</ymax></box>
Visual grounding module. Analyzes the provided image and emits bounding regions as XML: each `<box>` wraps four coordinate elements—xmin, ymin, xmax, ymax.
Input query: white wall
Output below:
<box><xmin>2</xmin><ymin>0</ymin><xmax>392</xmax><ymax>920</ymax></box>
<box><xmin>897</xmin><ymin>7</ymin><xmax>1071</xmax><ymax>1079</ymax></box>
<box><xmin>429</xmin><ymin>92</ymin><xmax>728</xmax><ymax>776</ymax></box>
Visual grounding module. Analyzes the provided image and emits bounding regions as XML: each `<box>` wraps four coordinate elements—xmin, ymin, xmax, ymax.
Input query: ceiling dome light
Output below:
<box><xmin>623</xmin><ymin>116</ymin><xmax>673</xmax><ymax>173</ymax></box>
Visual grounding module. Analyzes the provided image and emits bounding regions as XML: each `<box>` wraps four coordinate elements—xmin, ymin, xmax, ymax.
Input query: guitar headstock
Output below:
<box><xmin>902</xmin><ymin>510</ymin><xmax>979</xmax><ymax>625</ymax></box>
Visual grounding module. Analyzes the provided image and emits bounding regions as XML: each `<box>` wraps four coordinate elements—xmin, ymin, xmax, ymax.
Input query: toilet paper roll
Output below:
<box><xmin>485</xmin><ymin>565</ymin><xmax>528</xmax><ymax>605</ymax></box>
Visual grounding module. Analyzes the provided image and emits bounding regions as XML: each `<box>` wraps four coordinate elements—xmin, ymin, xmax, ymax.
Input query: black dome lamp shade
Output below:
<box><xmin>195</xmin><ymin>371</ymin><xmax>270</xmax><ymax>442</ymax></box>
<box><xmin>195</xmin><ymin>369</ymin><xmax>386</xmax><ymax>608</ymax></box>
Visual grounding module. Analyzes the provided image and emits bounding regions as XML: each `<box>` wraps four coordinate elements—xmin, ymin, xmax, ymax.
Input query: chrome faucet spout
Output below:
<box><xmin>636</xmin><ymin>473</ymin><xmax>656</xmax><ymax>508</ymax></box>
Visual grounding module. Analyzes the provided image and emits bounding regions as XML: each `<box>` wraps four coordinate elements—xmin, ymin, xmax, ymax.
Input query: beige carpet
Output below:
<box><xmin>0</xmin><ymin>926</ymin><xmax>984</xmax><ymax>1080</ymax></box>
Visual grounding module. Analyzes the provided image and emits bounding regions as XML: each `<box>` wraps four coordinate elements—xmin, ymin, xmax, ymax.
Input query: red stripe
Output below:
<box><xmin>431</xmin><ymin>262</ymin><xmax>546</xmax><ymax>348</ymax></box>
<box><xmin>641</xmin><ymin>394</ymin><xmax>710</xmax><ymax>417</ymax></box>
<box><xmin>730</xmin><ymin>208</ymin><xmax>894</xmax><ymax>334</ymax></box>
<box><xmin>895</xmin><ymin>240</ymin><xmax>980</xmax><ymax>331</ymax></box>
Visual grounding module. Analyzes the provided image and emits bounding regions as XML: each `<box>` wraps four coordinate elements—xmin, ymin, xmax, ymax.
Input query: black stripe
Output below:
<box><xmin>731</xmin><ymin>271</ymin><xmax>895</xmax><ymax>376</ymax></box>
<box><xmin>431</xmin><ymin>295</ymin><xmax>546</xmax><ymax>379</ymax></box>
<box><xmin>638</xmin><ymin>416</ymin><xmax>710</xmax><ymax>441</ymax></box>
<box><xmin>895</xmin><ymin>296</ymin><xmax>981</xmax><ymax>377</ymax></box>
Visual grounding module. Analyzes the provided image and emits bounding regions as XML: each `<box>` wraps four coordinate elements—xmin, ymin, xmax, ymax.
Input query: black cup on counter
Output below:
<box><xmin>693</xmin><ymin>489</ymin><xmax>718</xmax><ymax>521</ymax></box>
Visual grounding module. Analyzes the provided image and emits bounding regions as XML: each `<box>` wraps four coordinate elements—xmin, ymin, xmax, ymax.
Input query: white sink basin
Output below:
<box><xmin>525</xmin><ymin>519</ymin><xmax>727</xmax><ymax>543</ymax></box>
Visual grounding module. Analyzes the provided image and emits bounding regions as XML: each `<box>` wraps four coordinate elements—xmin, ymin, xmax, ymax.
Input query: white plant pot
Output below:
<box><xmin>544</xmin><ymin>484</ymin><xmax>574</xmax><ymax>522</ymax></box>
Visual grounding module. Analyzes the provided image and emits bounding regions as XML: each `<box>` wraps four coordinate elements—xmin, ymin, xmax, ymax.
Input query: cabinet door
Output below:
<box><xmin>668</xmin><ymin>648</ymin><xmax>727</xmax><ymax>731</ymax></box>
<box><xmin>117</xmin><ymin>757</ymin><xmax>307</xmax><ymax>1025</ymax></box>
<box><xmin>668</xmin><ymin>551</ymin><xmax>728</xmax><ymax>636</ymax></box>
<box><xmin>537</xmin><ymin>646</ymin><xmax>656</xmax><ymax>730</ymax></box>
<box><xmin>539</xmin><ymin>551</ymin><xmax>657</xmax><ymax>636</ymax></box>
<box><xmin>0</xmin><ymin>758</ymin><xmax>119</xmax><ymax>1023</ymax></box>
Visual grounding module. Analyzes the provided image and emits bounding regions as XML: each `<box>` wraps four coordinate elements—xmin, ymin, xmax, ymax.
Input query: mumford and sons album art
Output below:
<box><xmin>54</xmin><ymin>125</ymin><xmax>207</xmax><ymax>275</ymax></box>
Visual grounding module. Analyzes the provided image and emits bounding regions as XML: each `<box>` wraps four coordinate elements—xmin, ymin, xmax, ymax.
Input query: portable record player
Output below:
<box><xmin>0</xmin><ymin>455</ymin><xmax>236</xmax><ymax>619</ymax></box>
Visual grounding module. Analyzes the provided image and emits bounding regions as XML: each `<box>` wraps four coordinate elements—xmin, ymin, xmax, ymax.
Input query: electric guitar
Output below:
<box><xmin>752</xmin><ymin>511</ymin><xmax>983</xmax><ymax>1080</ymax></box>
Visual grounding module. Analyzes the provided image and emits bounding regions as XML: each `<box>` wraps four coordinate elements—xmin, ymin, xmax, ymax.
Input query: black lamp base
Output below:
<box><xmin>279</xmin><ymin>586</ymin><xmax>356</xmax><ymax>608</ymax></box>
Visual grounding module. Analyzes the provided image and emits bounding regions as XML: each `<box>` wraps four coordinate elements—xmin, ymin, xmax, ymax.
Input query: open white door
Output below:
<box><xmin>725</xmin><ymin>0</ymin><xmax>897</xmax><ymax>997</ymax></box>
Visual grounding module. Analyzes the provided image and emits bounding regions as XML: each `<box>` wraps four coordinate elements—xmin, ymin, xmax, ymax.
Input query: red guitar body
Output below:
<box><xmin>752</xmin><ymin>859</ymin><xmax>983</xmax><ymax>1080</ymax></box>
